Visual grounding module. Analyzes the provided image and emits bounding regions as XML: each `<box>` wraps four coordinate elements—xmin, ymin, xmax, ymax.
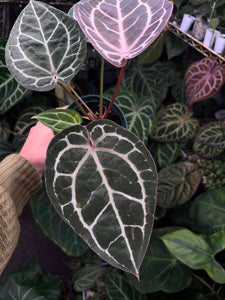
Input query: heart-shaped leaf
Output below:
<box><xmin>115</xmin><ymin>90</ymin><xmax>156</xmax><ymax>144</ymax></box>
<box><xmin>196</xmin><ymin>121</ymin><xmax>225</xmax><ymax>148</ymax></box>
<box><xmin>193</xmin><ymin>141</ymin><xmax>224</xmax><ymax>158</ymax></box>
<box><xmin>161</xmin><ymin>229</ymin><xmax>225</xmax><ymax>284</ymax></box>
<box><xmin>151</xmin><ymin>103</ymin><xmax>199</xmax><ymax>142</ymax></box>
<box><xmin>33</xmin><ymin>109</ymin><xmax>83</xmax><ymax>132</ymax></box>
<box><xmin>45</xmin><ymin>119</ymin><xmax>157</xmax><ymax>278</ymax></box>
<box><xmin>189</xmin><ymin>187</ymin><xmax>225</xmax><ymax>235</ymax></box>
<box><xmin>0</xmin><ymin>64</ymin><xmax>28</xmax><ymax>115</ymax></box>
<box><xmin>185</xmin><ymin>57</ymin><xmax>225</xmax><ymax>107</ymax></box>
<box><xmin>149</xmin><ymin>140</ymin><xmax>181</xmax><ymax>170</ymax></box>
<box><xmin>5</xmin><ymin>0</ymin><xmax>86</xmax><ymax>91</ymax></box>
<box><xmin>73</xmin><ymin>0</ymin><xmax>173</xmax><ymax>67</ymax></box>
<box><xmin>30</xmin><ymin>188</ymin><xmax>88</xmax><ymax>257</ymax></box>
<box><xmin>157</xmin><ymin>162</ymin><xmax>201</xmax><ymax>208</ymax></box>
<box><xmin>73</xmin><ymin>265</ymin><xmax>102</xmax><ymax>292</ymax></box>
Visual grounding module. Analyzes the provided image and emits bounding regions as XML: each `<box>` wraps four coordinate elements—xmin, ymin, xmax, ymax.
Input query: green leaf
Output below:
<box><xmin>151</xmin><ymin>103</ymin><xmax>199</xmax><ymax>142</ymax></box>
<box><xmin>122</xmin><ymin>62</ymin><xmax>166</xmax><ymax>104</ymax></box>
<box><xmin>138</xmin><ymin>34</ymin><xmax>165</xmax><ymax>65</ymax></box>
<box><xmin>171</xmin><ymin>79</ymin><xmax>186</xmax><ymax>103</ymax></box>
<box><xmin>45</xmin><ymin>119</ymin><xmax>157</xmax><ymax>278</ymax></box>
<box><xmin>115</xmin><ymin>91</ymin><xmax>156</xmax><ymax>144</ymax></box>
<box><xmin>157</xmin><ymin>162</ymin><xmax>201</xmax><ymax>208</ymax></box>
<box><xmin>30</xmin><ymin>188</ymin><xmax>88</xmax><ymax>257</ymax></box>
<box><xmin>193</xmin><ymin>141</ymin><xmax>224</xmax><ymax>158</ymax></box>
<box><xmin>196</xmin><ymin>121</ymin><xmax>225</xmax><ymax>148</ymax></box>
<box><xmin>165</xmin><ymin>31</ymin><xmax>188</xmax><ymax>60</ymax></box>
<box><xmin>0</xmin><ymin>260</ymin><xmax>61</xmax><ymax>300</ymax></box>
<box><xmin>161</xmin><ymin>229</ymin><xmax>225</xmax><ymax>284</ymax></box>
<box><xmin>0</xmin><ymin>65</ymin><xmax>28</xmax><ymax>114</ymax></box>
<box><xmin>73</xmin><ymin>265</ymin><xmax>101</xmax><ymax>292</ymax></box>
<box><xmin>128</xmin><ymin>229</ymin><xmax>192</xmax><ymax>293</ymax></box>
<box><xmin>5</xmin><ymin>0</ymin><xmax>86</xmax><ymax>91</ymax></box>
<box><xmin>189</xmin><ymin>187</ymin><xmax>225</xmax><ymax>234</ymax></box>
<box><xmin>33</xmin><ymin>109</ymin><xmax>83</xmax><ymax>132</ymax></box>
<box><xmin>105</xmin><ymin>273</ymin><xmax>136</xmax><ymax>300</ymax></box>
<box><xmin>149</xmin><ymin>140</ymin><xmax>181</xmax><ymax>170</ymax></box>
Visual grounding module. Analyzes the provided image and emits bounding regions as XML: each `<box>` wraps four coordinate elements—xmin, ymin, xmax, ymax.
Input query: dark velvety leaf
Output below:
<box><xmin>128</xmin><ymin>228</ymin><xmax>192</xmax><ymax>293</ymax></box>
<box><xmin>6</xmin><ymin>0</ymin><xmax>86</xmax><ymax>91</ymax></box>
<box><xmin>73</xmin><ymin>265</ymin><xmax>101</xmax><ymax>292</ymax></box>
<box><xmin>189</xmin><ymin>187</ymin><xmax>225</xmax><ymax>234</ymax></box>
<box><xmin>45</xmin><ymin>119</ymin><xmax>157</xmax><ymax>278</ymax></box>
<box><xmin>30</xmin><ymin>188</ymin><xmax>88</xmax><ymax>257</ymax></box>
<box><xmin>0</xmin><ymin>260</ymin><xmax>61</xmax><ymax>300</ymax></box>
<box><xmin>157</xmin><ymin>162</ymin><xmax>201</xmax><ymax>208</ymax></box>
<box><xmin>105</xmin><ymin>273</ymin><xmax>136</xmax><ymax>300</ymax></box>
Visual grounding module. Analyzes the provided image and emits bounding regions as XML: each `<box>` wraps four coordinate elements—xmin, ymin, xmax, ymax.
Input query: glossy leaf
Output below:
<box><xmin>128</xmin><ymin>229</ymin><xmax>192</xmax><ymax>293</ymax></box>
<box><xmin>73</xmin><ymin>265</ymin><xmax>101</xmax><ymax>292</ymax></box>
<box><xmin>185</xmin><ymin>57</ymin><xmax>225</xmax><ymax>107</ymax></box>
<box><xmin>196</xmin><ymin>121</ymin><xmax>225</xmax><ymax>148</ymax></box>
<box><xmin>115</xmin><ymin>90</ymin><xmax>156</xmax><ymax>144</ymax></box>
<box><xmin>149</xmin><ymin>140</ymin><xmax>181</xmax><ymax>170</ymax></box>
<box><xmin>33</xmin><ymin>109</ymin><xmax>83</xmax><ymax>132</ymax></box>
<box><xmin>193</xmin><ymin>141</ymin><xmax>224</xmax><ymax>159</ymax></box>
<box><xmin>157</xmin><ymin>162</ymin><xmax>201</xmax><ymax>208</ymax></box>
<box><xmin>0</xmin><ymin>260</ymin><xmax>61</xmax><ymax>300</ymax></box>
<box><xmin>171</xmin><ymin>79</ymin><xmax>185</xmax><ymax>103</ymax></box>
<box><xmin>30</xmin><ymin>188</ymin><xmax>88</xmax><ymax>257</ymax></box>
<box><xmin>189</xmin><ymin>187</ymin><xmax>225</xmax><ymax>234</ymax></box>
<box><xmin>151</xmin><ymin>103</ymin><xmax>199</xmax><ymax>142</ymax></box>
<box><xmin>105</xmin><ymin>273</ymin><xmax>136</xmax><ymax>300</ymax></box>
<box><xmin>74</xmin><ymin>0</ymin><xmax>173</xmax><ymax>67</ymax></box>
<box><xmin>0</xmin><ymin>65</ymin><xmax>28</xmax><ymax>114</ymax></box>
<box><xmin>45</xmin><ymin>119</ymin><xmax>157</xmax><ymax>278</ymax></box>
<box><xmin>5</xmin><ymin>0</ymin><xmax>86</xmax><ymax>91</ymax></box>
<box><xmin>161</xmin><ymin>229</ymin><xmax>225</xmax><ymax>284</ymax></box>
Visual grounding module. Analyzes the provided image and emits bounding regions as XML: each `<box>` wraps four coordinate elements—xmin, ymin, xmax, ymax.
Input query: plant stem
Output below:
<box><xmin>193</xmin><ymin>273</ymin><xmax>222</xmax><ymax>300</ymax></box>
<box><xmin>66</xmin><ymin>82</ymin><xmax>97</xmax><ymax>120</ymax></box>
<box><xmin>99</xmin><ymin>57</ymin><xmax>104</xmax><ymax>117</ymax></box>
<box><xmin>103</xmin><ymin>62</ymin><xmax>127</xmax><ymax>119</ymax></box>
<box><xmin>58</xmin><ymin>82</ymin><xmax>94</xmax><ymax>120</ymax></box>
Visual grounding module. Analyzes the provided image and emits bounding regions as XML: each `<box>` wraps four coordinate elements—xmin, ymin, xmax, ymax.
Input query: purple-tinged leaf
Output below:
<box><xmin>185</xmin><ymin>57</ymin><xmax>225</xmax><ymax>107</ymax></box>
<box><xmin>73</xmin><ymin>0</ymin><xmax>173</xmax><ymax>67</ymax></box>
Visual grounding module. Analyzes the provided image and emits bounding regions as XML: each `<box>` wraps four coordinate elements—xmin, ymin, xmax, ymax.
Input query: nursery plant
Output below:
<box><xmin>5</xmin><ymin>0</ymin><xmax>173</xmax><ymax>280</ymax></box>
<box><xmin>3</xmin><ymin>0</ymin><xmax>225</xmax><ymax>298</ymax></box>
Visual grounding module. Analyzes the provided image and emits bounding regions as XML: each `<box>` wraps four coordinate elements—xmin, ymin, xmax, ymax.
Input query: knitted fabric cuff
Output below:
<box><xmin>0</xmin><ymin>187</ymin><xmax>20</xmax><ymax>276</ymax></box>
<box><xmin>0</xmin><ymin>154</ymin><xmax>42</xmax><ymax>217</ymax></box>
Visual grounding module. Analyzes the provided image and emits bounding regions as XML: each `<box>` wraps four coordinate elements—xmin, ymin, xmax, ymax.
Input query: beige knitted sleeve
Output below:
<box><xmin>0</xmin><ymin>154</ymin><xmax>42</xmax><ymax>275</ymax></box>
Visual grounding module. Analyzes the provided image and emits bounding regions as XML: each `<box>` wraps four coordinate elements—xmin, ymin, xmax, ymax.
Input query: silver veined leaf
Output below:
<box><xmin>5</xmin><ymin>0</ymin><xmax>86</xmax><ymax>91</ymax></box>
<box><xmin>151</xmin><ymin>103</ymin><xmax>199</xmax><ymax>142</ymax></box>
<box><xmin>115</xmin><ymin>90</ymin><xmax>156</xmax><ymax>144</ymax></box>
<box><xmin>193</xmin><ymin>141</ymin><xmax>224</xmax><ymax>159</ymax></box>
<box><xmin>196</xmin><ymin>121</ymin><xmax>225</xmax><ymax>148</ymax></box>
<box><xmin>157</xmin><ymin>162</ymin><xmax>201</xmax><ymax>208</ymax></box>
<box><xmin>73</xmin><ymin>0</ymin><xmax>173</xmax><ymax>67</ymax></box>
<box><xmin>45</xmin><ymin>119</ymin><xmax>157</xmax><ymax>278</ymax></box>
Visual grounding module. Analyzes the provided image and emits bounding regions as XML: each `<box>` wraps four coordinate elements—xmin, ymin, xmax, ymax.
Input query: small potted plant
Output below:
<box><xmin>5</xmin><ymin>0</ymin><xmax>173</xmax><ymax>279</ymax></box>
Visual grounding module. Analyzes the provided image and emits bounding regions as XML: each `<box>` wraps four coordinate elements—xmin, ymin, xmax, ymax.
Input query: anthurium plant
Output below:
<box><xmin>5</xmin><ymin>0</ymin><xmax>173</xmax><ymax>279</ymax></box>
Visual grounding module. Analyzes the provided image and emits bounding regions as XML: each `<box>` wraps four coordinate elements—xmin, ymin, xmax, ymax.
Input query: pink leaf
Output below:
<box><xmin>185</xmin><ymin>57</ymin><xmax>225</xmax><ymax>107</ymax></box>
<box><xmin>74</xmin><ymin>0</ymin><xmax>173</xmax><ymax>67</ymax></box>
